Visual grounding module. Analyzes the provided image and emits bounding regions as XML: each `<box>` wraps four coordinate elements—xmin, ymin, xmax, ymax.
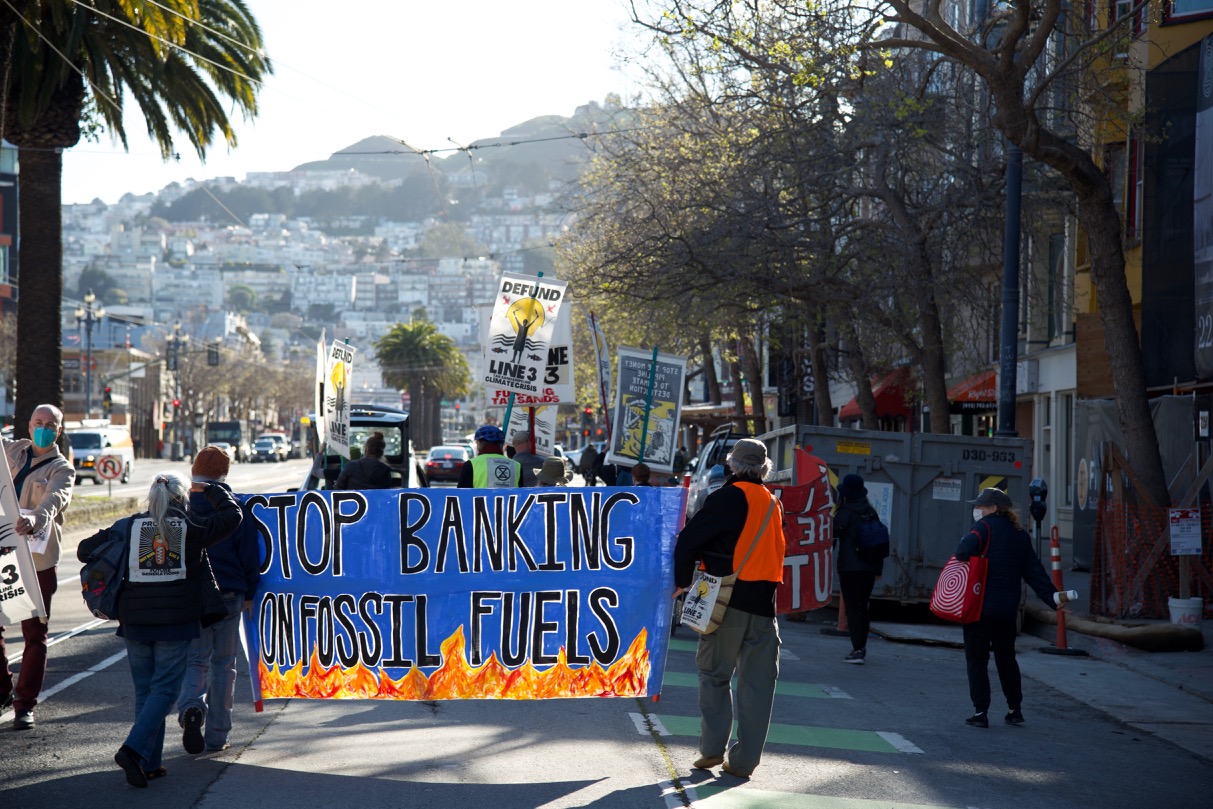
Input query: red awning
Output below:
<box><xmin>838</xmin><ymin>369</ymin><xmax>914</xmax><ymax>421</ymax></box>
<box><xmin>948</xmin><ymin>369</ymin><xmax>997</xmax><ymax>413</ymax></box>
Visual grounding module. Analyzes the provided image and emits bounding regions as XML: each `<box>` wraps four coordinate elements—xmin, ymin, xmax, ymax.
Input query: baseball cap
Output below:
<box><xmin>728</xmin><ymin>438</ymin><xmax>767</xmax><ymax>467</ymax></box>
<box><xmin>968</xmin><ymin>487</ymin><xmax>1013</xmax><ymax>508</ymax></box>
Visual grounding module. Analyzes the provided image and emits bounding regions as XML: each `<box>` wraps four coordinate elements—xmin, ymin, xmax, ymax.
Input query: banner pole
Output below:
<box><xmin>637</xmin><ymin>345</ymin><xmax>658</xmax><ymax>464</ymax></box>
<box><xmin>591</xmin><ymin>311</ymin><xmax>612</xmax><ymax>445</ymax></box>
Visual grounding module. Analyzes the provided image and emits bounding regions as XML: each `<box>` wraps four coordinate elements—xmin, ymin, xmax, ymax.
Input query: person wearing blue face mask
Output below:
<box><xmin>0</xmin><ymin>404</ymin><xmax>75</xmax><ymax>729</ymax></box>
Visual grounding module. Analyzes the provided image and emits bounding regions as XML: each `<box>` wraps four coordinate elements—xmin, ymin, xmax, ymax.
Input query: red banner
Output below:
<box><xmin>771</xmin><ymin>450</ymin><xmax>835</xmax><ymax>613</ymax></box>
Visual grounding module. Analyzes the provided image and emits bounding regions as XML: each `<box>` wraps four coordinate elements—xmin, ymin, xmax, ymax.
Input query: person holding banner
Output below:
<box><xmin>0</xmin><ymin>404</ymin><xmax>75</xmax><ymax>730</ymax></box>
<box><xmin>673</xmin><ymin>439</ymin><xmax>785</xmax><ymax>779</ymax></box>
<box><xmin>458</xmin><ymin>425</ymin><xmax>520</xmax><ymax>488</ymax></box>
<box><xmin>77</xmin><ymin>473</ymin><xmax>242</xmax><ymax>787</ymax></box>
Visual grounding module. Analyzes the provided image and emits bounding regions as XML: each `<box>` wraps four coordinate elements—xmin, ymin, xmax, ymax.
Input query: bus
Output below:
<box><xmin>205</xmin><ymin>420</ymin><xmax>252</xmax><ymax>463</ymax></box>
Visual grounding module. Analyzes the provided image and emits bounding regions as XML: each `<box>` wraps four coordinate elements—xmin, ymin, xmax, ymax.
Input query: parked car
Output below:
<box><xmin>424</xmin><ymin>445</ymin><xmax>470</xmax><ymax>483</ymax></box>
<box><xmin>250</xmin><ymin>437</ymin><xmax>284</xmax><ymax>463</ymax></box>
<box><xmin>685</xmin><ymin>426</ymin><xmax>751</xmax><ymax>518</ymax></box>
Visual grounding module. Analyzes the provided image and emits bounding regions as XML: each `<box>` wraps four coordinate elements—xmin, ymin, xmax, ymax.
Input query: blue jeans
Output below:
<box><xmin>177</xmin><ymin>593</ymin><xmax>243</xmax><ymax>749</ymax></box>
<box><xmin>124</xmin><ymin>638</ymin><xmax>191</xmax><ymax>771</ymax></box>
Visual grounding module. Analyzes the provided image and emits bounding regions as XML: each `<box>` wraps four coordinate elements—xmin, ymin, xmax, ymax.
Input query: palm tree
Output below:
<box><xmin>376</xmin><ymin>320</ymin><xmax>471</xmax><ymax>448</ymax></box>
<box><xmin>0</xmin><ymin>1</ymin><xmax>270</xmax><ymax>434</ymax></box>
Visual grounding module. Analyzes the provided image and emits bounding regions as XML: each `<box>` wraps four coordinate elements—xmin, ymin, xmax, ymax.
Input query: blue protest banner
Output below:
<box><xmin>241</xmin><ymin>486</ymin><xmax>684</xmax><ymax>702</ymax></box>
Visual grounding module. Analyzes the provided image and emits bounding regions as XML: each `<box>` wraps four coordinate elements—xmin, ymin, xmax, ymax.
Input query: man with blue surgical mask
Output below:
<box><xmin>0</xmin><ymin>404</ymin><xmax>75</xmax><ymax>729</ymax></box>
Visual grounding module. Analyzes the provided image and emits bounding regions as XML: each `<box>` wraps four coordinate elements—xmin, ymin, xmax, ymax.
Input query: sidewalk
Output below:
<box><xmin>869</xmin><ymin>579</ymin><xmax>1213</xmax><ymax>765</ymax></box>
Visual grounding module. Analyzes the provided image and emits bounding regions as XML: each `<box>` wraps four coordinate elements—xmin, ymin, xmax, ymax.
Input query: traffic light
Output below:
<box><xmin>167</xmin><ymin>341</ymin><xmax>178</xmax><ymax>371</ymax></box>
<box><xmin>172</xmin><ymin>398</ymin><xmax>181</xmax><ymax>410</ymax></box>
<box><xmin>102</xmin><ymin>386</ymin><xmax>113</xmax><ymax>418</ymax></box>
<box><xmin>207</xmin><ymin>342</ymin><xmax>220</xmax><ymax>366</ymax></box>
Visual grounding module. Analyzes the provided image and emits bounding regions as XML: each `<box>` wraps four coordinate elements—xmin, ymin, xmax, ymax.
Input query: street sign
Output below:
<box><xmin>96</xmin><ymin>454</ymin><xmax>123</xmax><ymax>481</ymax></box>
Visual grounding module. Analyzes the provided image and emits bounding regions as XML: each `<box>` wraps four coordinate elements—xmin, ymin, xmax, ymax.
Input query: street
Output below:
<box><xmin>2</xmin><ymin>477</ymin><xmax>1211</xmax><ymax>807</ymax></box>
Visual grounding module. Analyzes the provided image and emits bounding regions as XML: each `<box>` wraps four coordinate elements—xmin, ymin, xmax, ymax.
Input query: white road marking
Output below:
<box><xmin>1</xmin><ymin>649</ymin><xmax>126</xmax><ymax>722</ymax></box>
<box><xmin>820</xmin><ymin>685</ymin><xmax>853</xmax><ymax>699</ymax></box>
<box><xmin>630</xmin><ymin>711</ymin><xmax>671</xmax><ymax>737</ymax></box>
<box><xmin>6</xmin><ymin>618</ymin><xmax>109</xmax><ymax>664</ymax></box>
<box><xmin>878</xmin><ymin>730</ymin><xmax>925</xmax><ymax>754</ymax></box>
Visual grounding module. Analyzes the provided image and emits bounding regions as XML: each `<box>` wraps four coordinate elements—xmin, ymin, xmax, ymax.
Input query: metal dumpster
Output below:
<box><xmin>759</xmin><ymin>424</ymin><xmax>1033</xmax><ymax>604</ymax></box>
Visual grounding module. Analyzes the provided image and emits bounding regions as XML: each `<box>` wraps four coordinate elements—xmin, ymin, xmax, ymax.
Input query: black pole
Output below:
<box><xmin>996</xmin><ymin>142</ymin><xmax>1022</xmax><ymax>437</ymax></box>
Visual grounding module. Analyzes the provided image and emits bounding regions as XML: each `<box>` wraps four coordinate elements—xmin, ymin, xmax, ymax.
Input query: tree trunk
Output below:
<box><xmin>698</xmin><ymin>334</ymin><xmax>721</xmax><ymax>404</ymax></box>
<box><xmin>1078</xmin><ymin>190</ymin><xmax>1169</xmax><ymax>507</ymax></box>
<box><xmin>13</xmin><ymin>147</ymin><xmax>66</xmax><ymax>435</ymax></box>
<box><xmin>918</xmin><ymin>286</ymin><xmax>952</xmax><ymax>434</ymax></box>
<box><xmin>841</xmin><ymin>315</ymin><xmax>879</xmax><ymax>431</ymax></box>
<box><xmin>729</xmin><ymin>359</ymin><xmax>746</xmax><ymax>432</ymax></box>
<box><xmin>739</xmin><ymin>331</ymin><xmax>767</xmax><ymax>434</ymax></box>
<box><xmin>806</xmin><ymin>309</ymin><xmax>833</xmax><ymax>425</ymax></box>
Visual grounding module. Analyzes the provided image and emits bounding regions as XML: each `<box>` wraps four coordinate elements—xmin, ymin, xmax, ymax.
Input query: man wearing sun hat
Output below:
<box><xmin>673</xmin><ymin>437</ymin><xmax>785</xmax><ymax>779</ymax></box>
<box><xmin>176</xmin><ymin>446</ymin><xmax>261</xmax><ymax>755</ymax></box>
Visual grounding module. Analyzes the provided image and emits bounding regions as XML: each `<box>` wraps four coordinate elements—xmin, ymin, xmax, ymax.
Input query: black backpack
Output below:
<box><xmin>80</xmin><ymin>518</ymin><xmax>131</xmax><ymax>620</ymax></box>
<box><xmin>857</xmin><ymin>509</ymin><xmax>890</xmax><ymax>564</ymax></box>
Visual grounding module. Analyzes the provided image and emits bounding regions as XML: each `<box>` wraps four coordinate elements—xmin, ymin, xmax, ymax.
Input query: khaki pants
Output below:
<box><xmin>695</xmin><ymin>607</ymin><xmax>781</xmax><ymax>775</ymax></box>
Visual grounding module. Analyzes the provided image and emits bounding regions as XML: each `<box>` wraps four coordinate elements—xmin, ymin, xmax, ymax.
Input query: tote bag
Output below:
<box><xmin>929</xmin><ymin>524</ymin><xmax>990</xmax><ymax>624</ymax></box>
<box><xmin>681</xmin><ymin>500</ymin><xmax>777</xmax><ymax>634</ymax></box>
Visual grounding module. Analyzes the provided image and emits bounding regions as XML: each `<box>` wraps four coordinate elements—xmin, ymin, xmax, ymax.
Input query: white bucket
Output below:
<box><xmin>1167</xmin><ymin>597</ymin><xmax>1204</xmax><ymax>628</ymax></box>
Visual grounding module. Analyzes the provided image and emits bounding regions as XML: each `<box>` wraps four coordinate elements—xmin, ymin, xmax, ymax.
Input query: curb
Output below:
<box><xmin>1024</xmin><ymin>602</ymin><xmax>1204</xmax><ymax>652</ymax></box>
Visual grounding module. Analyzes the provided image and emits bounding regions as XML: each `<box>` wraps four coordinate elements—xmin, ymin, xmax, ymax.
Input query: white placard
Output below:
<box><xmin>487</xmin><ymin>304</ymin><xmax>575</xmax><ymax>406</ymax></box>
<box><xmin>1169</xmin><ymin>508</ymin><xmax>1203</xmax><ymax>556</ymax></box>
<box><xmin>324</xmin><ymin>340</ymin><xmax>356</xmax><ymax>459</ymax></box>
<box><xmin>0</xmin><ymin>449</ymin><xmax>47</xmax><ymax>625</ymax></box>
<box><xmin>482</xmin><ymin>273</ymin><xmax>568</xmax><ymax>397</ymax></box>
<box><xmin>19</xmin><ymin>508</ymin><xmax>49</xmax><ymax>556</ymax></box>
<box><xmin>867</xmin><ymin>481</ymin><xmax>895</xmax><ymax>533</ymax></box>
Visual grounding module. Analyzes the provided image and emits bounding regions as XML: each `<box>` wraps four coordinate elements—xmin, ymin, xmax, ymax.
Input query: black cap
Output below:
<box><xmin>968</xmin><ymin>487</ymin><xmax>1013</xmax><ymax>508</ymax></box>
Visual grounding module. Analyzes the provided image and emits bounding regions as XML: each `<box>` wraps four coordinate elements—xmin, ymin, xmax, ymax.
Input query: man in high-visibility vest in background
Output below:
<box><xmin>457</xmin><ymin>425</ymin><xmax>520</xmax><ymax>488</ymax></box>
<box><xmin>673</xmin><ymin>438</ymin><xmax>785</xmax><ymax>780</ymax></box>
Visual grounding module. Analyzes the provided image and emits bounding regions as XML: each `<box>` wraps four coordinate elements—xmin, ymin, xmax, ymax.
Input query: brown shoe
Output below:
<box><xmin>692</xmin><ymin>755</ymin><xmax>724</xmax><ymax>769</ymax></box>
<box><xmin>722</xmin><ymin>761</ymin><xmax>751</xmax><ymax>778</ymax></box>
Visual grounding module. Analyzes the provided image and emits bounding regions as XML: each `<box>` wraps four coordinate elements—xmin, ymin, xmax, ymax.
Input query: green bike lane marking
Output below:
<box><xmin>661</xmin><ymin>670</ymin><xmax>843</xmax><ymax>699</ymax></box>
<box><xmin>683</xmin><ymin>784</ymin><xmax>962</xmax><ymax>809</ymax></box>
<box><xmin>649</xmin><ymin>714</ymin><xmax>922</xmax><ymax>754</ymax></box>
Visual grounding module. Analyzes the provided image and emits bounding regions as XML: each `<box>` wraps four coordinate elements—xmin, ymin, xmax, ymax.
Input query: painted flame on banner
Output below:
<box><xmin>258</xmin><ymin>626</ymin><xmax>651</xmax><ymax>700</ymax></box>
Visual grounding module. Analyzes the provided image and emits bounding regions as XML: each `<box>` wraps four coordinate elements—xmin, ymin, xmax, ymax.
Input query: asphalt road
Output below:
<box><xmin>2</xmin><ymin>473</ymin><xmax>1211</xmax><ymax>807</ymax></box>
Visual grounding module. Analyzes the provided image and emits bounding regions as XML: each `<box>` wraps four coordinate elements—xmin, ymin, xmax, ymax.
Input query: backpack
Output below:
<box><xmin>857</xmin><ymin>510</ymin><xmax>890</xmax><ymax>564</ymax></box>
<box><xmin>80</xmin><ymin>518</ymin><xmax>131</xmax><ymax>620</ymax></box>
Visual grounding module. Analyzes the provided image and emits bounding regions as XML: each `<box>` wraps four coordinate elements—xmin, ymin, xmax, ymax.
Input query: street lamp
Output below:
<box><xmin>168</xmin><ymin>321</ymin><xmax>190</xmax><ymax>461</ymax></box>
<box><xmin>74</xmin><ymin>290</ymin><xmax>105</xmax><ymax>418</ymax></box>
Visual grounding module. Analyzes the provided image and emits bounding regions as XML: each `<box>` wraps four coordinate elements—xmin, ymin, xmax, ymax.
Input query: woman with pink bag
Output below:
<box><xmin>956</xmin><ymin>488</ymin><xmax>1069</xmax><ymax>728</ymax></box>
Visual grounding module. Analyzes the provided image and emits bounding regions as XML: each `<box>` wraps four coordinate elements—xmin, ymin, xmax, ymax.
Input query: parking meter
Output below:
<box><xmin>1028</xmin><ymin>478</ymin><xmax>1048</xmax><ymax>526</ymax></box>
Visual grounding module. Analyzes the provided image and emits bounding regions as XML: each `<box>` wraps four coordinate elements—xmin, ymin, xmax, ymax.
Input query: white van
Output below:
<box><xmin>67</xmin><ymin>426</ymin><xmax>135</xmax><ymax>484</ymax></box>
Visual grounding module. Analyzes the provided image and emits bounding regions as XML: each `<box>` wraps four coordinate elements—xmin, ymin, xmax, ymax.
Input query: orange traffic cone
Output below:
<box><xmin>821</xmin><ymin>593</ymin><xmax>850</xmax><ymax>636</ymax></box>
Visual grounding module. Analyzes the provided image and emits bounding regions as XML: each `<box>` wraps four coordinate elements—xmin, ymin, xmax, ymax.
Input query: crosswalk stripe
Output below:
<box><xmin>877</xmin><ymin>731</ymin><xmax>925</xmax><ymax>753</ymax></box>
<box><xmin>668</xmin><ymin>637</ymin><xmax>801</xmax><ymax>661</ymax></box>
<box><xmin>685</xmin><ymin>784</ymin><xmax>959</xmax><ymax>808</ymax></box>
<box><xmin>652</xmin><ymin>713</ymin><xmax>917</xmax><ymax>754</ymax></box>
<box><xmin>630</xmin><ymin>712</ymin><xmax>671</xmax><ymax>736</ymax></box>
<box><xmin>660</xmin><ymin>670</ymin><xmax>848</xmax><ymax>699</ymax></box>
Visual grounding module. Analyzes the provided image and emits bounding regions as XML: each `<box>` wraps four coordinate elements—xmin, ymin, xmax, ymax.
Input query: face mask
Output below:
<box><xmin>972</xmin><ymin>508</ymin><xmax>984</xmax><ymax>523</ymax></box>
<box><xmin>32</xmin><ymin>426</ymin><xmax>57</xmax><ymax>449</ymax></box>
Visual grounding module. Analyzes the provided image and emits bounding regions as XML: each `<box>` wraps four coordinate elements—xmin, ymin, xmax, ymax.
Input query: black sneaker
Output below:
<box><xmin>1005</xmin><ymin>708</ymin><xmax>1025</xmax><ymax>725</ymax></box>
<box><xmin>844</xmin><ymin>649</ymin><xmax>866</xmax><ymax>665</ymax></box>
<box><xmin>965</xmin><ymin>712</ymin><xmax>989</xmax><ymax>728</ymax></box>
<box><xmin>114</xmin><ymin>745</ymin><xmax>148</xmax><ymax>788</ymax></box>
<box><xmin>181</xmin><ymin>707</ymin><xmax>205</xmax><ymax>754</ymax></box>
<box><xmin>12</xmin><ymin>710</ymin><xmax>34</xmax><ymax>730</ymax></box>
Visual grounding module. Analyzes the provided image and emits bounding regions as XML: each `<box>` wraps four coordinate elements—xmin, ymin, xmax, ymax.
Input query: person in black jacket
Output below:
<box><xmin>956</xmin><ymin>487</ymin><xmax>1069</xmax><ymax>728</ymax></box>
<box><xmin>334</xmin><ymin>431</ymin><xmax>393</xmax><ymax>490</ymax></box>
<box><xmin>77</xmin><ymin>472</ymin><xmax>242</xmax><ymax>788</ymax></box>
<box><xmin>674</xmin><ymin>439</ymin><xmax>786</xmax><ymax>779</ymax></box>
<box><xmin>832</xmin><ymin>474</ymin><xmax>883</xmax><ymax>665</ymax></box>
<box><xmin>176</xmin><ymin>447</ymin><xmax>261</xmax><ymax>755</ymax></box>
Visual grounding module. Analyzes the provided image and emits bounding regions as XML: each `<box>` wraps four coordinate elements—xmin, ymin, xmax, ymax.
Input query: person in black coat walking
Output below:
<box><xmin>77</xmin><ymin>473</ymin><xmax>242</xmax><ymax>787</ymax></box>
<box><xmin>832</xmin><ymin>474</ymin><xmax>883</xmax><ymax>664</ymax></box>
<box><xmin>956</xmin><ymin>487</ymin><xmax>1070</xmax><ymax>728</ymax></box>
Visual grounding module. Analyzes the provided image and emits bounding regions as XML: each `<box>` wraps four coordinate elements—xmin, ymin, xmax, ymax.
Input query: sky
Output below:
<box><xmin>60</xmin><ymin>0</ymin><xmax>645</xmax><ymax>205</ymax></box>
